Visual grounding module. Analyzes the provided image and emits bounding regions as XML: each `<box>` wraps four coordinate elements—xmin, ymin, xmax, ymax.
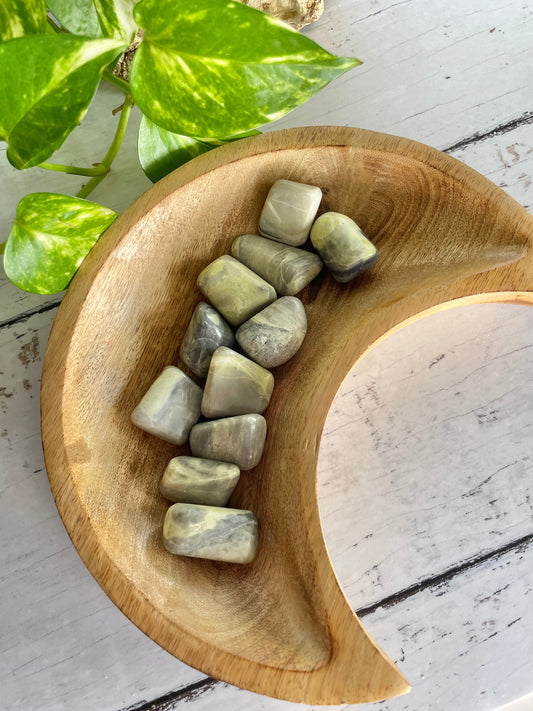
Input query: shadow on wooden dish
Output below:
<box><xmin>41</xmin><ymin>127</ymin><xmax>533</xmax><ymax>704</ymax></box>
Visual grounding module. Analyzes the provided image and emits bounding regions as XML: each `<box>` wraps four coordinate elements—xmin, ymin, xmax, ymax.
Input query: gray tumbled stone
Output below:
<box><xmin>259</xmin><ymin>179</ymin><xmax>322</xmax><ymax>246</ymax></box>
<box><xmin>190</xmin><ymin>413</ymin><xmax>267</xmax><ymax>470</ymax></box>
<box><xmin>180</xmin><ymin>302</ymin><xmax>235</xmax><ymax>378</ymax></box>
<box><xmin>202</xmin><ymin>347</ymin><xmax>274</xmax><ymax>418</ymax></box>
<box><xmin>231</xmin><ymin>234</ymin><xmax>323</xmax><ymax>296</ymax></box>
<box><xmin>160</xmin><ymin>456</ymin><xmax>240</xmax><ymax>507</ymax></box>
<box><xmin>310</xmin><ymin>212</ymin><xmax>378</xmax><ymax>283</ymax></box>
<box><xmin>197</xmin><ymin>255</ymin><xmax>276</xmax><ymax>327</ymax></box>
<box><xmin>163</xmin><ymin>503</ymin><xmax>258</xmax><ymax>564</ymax></box>
<box><xmin>131</xmin><ymin>366</ymin><xmax>202</xmax><ymax>445</ymax></box>
<box><xmin>236</xmin><ymin>296</ymin><xmax>307</xmax><ymax>368</ymax></box>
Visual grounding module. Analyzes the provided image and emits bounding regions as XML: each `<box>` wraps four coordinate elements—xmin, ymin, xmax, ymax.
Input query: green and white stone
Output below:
<box><xmin>131</xmin><ymin>366</ymin><xmax>202</xmax><ymax>445</ymax></box>
<box><xmin>197</xmin><ymin>255</ymin><xmax>277</xmax><ymax>327</ymax></box>
<box><xmin>236</xmin><ymin>296</ymin><xmax>307</xmax><ymax>368</ymax></box>
<box><xmin>202</xmin><ymin>347</ymin><xmax>274</xmax><ymax>418</ymax></box>
<box><xmin>259</xmin><ymin>179</ymin><xmax>322</xmax><ymax>246</ymax></box>
<box><xmin>310</xmin><ymin>212</ymin><xmax>378</xmax><ymax>283</ymax></box>
<box><xmin>190</xmin><ymin>413</ymin><xmax>267</xmax><ymax>471</ymax></box>
<box><xmin>163</xmin><ymin>503</ymin><xmax>258</xmax><ymax>564</ymax></box>
<box><xmin>180</xmin><ymin>302</ymin><xmax>235</xmax><ymax>378</ymax></box>
<box><xmin>231</xmin><ymin>234</ymin><xmax>323</xmax><ymax>296</ymax></box>
<box><xmin>160</xmin><ymin>456</ymin><xmax>240</xmax><ymax>507</ymax></box>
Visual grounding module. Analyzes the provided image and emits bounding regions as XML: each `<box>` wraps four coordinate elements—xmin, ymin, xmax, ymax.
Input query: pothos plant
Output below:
<box><xmin>0</xmin><ymin>0</ymin><xmax>359</xmax><ymax>294</ymax></box>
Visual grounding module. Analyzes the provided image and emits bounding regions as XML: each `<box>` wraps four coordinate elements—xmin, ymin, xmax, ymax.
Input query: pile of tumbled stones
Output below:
<box><xmin>131</xmin><ymin>179</ymin><xmax>378</xmax><ymax>565</ymax></box>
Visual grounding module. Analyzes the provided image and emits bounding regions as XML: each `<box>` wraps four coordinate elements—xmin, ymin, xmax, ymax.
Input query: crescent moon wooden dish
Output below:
<box><xmin>41</xmin><ymin>126</ymin><xmax>533</xmax><ymax>705</ymax></box>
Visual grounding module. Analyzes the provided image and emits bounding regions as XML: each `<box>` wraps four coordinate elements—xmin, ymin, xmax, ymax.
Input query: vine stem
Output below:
<box><xmin>39</xmin><ymin>162</ymin><xmax>109</xmax><ymax>177</ymax></box>
<box><xmin>102</xmin><ymin>71</ymin><xmax>131</xmax><ymax>94</ymax></box>
<box><xmin>76</xmin><ymin>94</ymin><xmax>134</xmax><ymax>200</ymax></box>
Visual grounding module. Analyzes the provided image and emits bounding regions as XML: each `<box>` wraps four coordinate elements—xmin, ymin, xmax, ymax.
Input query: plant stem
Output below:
<box><xmin>39</xmin><ymin>161</ymin><xmax>109</xmax><ymax>177</ymax></box>
<box><xmin>0</xmin><ymin>241</ymin><xmax>5</xmax><ymax>256</ymax></box>
<box><xmin>76</xmin><ymin>95</ymin><xmax>134</xmax><ymax>200</ymax></box>
<box><xmin>102</xmin><ymin>71</ymin><xmax>130</xmax><ymax>94</ymax></box>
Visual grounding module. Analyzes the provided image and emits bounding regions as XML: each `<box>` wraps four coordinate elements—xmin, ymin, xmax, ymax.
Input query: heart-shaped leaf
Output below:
<box><xmin>0</xmin><ymin>0</ymin><xmax>47</xmax><ymax>41</ymax></box>
<box><xmin>3</xmin><ymin>193</ymin><xmax>117</xmax><ymax>294</ymax></box>
<box><xmin>46</xmin><ymin>0</ymin><xmax>137</xmax><ymax>40</ymax></box>
<box><xmin>138</xmin><ymin>114</ymin><xmax>260</xmax><ymax>182</ymax></box>
<box><xmin>0</xmin><ymin>35</ymin><xmax>127</xmax><ymax>169</ymax></box>
<box><xmin>130</xmin><ymin>0</ymin><xmax>360</xmax><ymax>138</ymax></box>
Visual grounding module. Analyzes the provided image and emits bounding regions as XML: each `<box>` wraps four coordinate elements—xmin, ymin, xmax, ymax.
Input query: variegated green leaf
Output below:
<box><xmin>92</xmin><ymin>0</ymin><xmax>138</xmax><ymax>40</ymax></box>
<box><xmin>130</xmin><ymin>0</ymin><xmax>360</xmax><ymax>138</ymax></box>
<box><xmin>138</xmin><ymin>115</ymin><xmax>260</xmax><ymax>182</ymax></box>
<box><xmin>0</xmin><ymin>0</ymin><xmax>47</xmax><ymax>41</ymax></box>
<box><xmin>46</xmin><ymin>0</ymin><xmax>103</xmax><ymax>37</ymax></box>
<box><xmin>0</xmin><ymin>35</ymin><xmax>127</xmax><ymax>169</ymax></box>
<box><xmin>46</xmin><ymin>0</ymin><xmax>137</xmax><ymax>39</ymax></box>
<box><xmin>3</xmin><ymin>193</ymin><xmax>117</xmax><ymax>294</ymax></box>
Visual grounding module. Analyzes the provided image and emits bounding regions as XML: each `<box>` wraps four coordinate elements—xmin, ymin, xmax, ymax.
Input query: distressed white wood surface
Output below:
<box><xmin>2</xmin><ymin>0</ymin><xmax>533</xmax><ymax>320</ymax></box>
<box><xmin>1</xmin><ymin>0</ymin><xmax>533</xmax><ymax>709</ymax></box>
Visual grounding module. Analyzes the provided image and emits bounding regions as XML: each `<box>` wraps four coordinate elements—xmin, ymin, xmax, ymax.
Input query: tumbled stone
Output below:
<box><xmin>180</xmin><ymin>302</ymin><xmax>235</xmax><ymax>378</ymax></box>
<box><xmin>310</xmin><ymin>212</ymin><xmax>378</xmax><ymax>283</ymax></box>
<box><xmin>190</xmin><ymin>414</ymin><xmax>267</xmax><ymax>471</ymax></box>
<box><xmin>131</xmin><ymin>366</ymin><xmax>202</xmax><ymax>445</ymax></box>
<box><xmin>236</xmin><ymin>296</ymin><xmax>307</xmax><ymax>368</ymax></box>
<box><xmin>160</xmin><ymin>456</ymin><xmax>240</xmax><ymax>507</ymax></box>
<box><xmin>231</xmin><ymin>234</ymin><xmax>323</xmax><ymax>296</ymax></box>
<box><xmin>202</xmin><ymin>347</ymin><xmax>274</xmax><ymax>418</ymax></box>
<box><xmin>259</xmin><ymin>179</ymin><xmax>322</xmax><ymax>246</ymax></box>
<box><xmin>197</xmin><ymin>255</ymin><xmax>277</xmax><ymax>327</ymax></box>
<box><xmin>163</xmin><ymin>503</ymin><xmax>258</xmax><ymax>564</ymax></box>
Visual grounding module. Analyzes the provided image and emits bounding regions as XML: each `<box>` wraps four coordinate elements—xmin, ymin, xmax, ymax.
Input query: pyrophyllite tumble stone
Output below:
<box><xmin>131</xmin><ymin>366</ymin><xmax>202</xmax><ymax>445</ymax></box>
<box><xmin>231</xmin><ymin>234</ymin><xmax>323</xmax><ymax>296</ymax></box>
<box><xmin>310</xmin><ymin>212</ymin><xmax>378</xmax><ymax>283</ymax></box>
<box><xmin>201</xmin><ymin>347</ymin><xmax>274</xmax><ymax>418</ymax></box>
<box><xmin>236</xmin><ymin>296</ymin><xmax>307</xmax><ymax>368</ymax></box>
<box><xmin>180</xmin><ymin>302</ymin><xmax>235</xmax><ymax>377</ymax></box>
<box><xmin>197</xmin><ymin>255</ymin><xmax>276</xmax><ymax>327</ymax></box>
<box><xmin>160</xmin><ymin>456</ymin><xmax>240</xmax><ymax>507</ymax></box>
<box><xmin>190</xmin><ymin>414</ymin><xmax>267</xmax><ymax>470</ymax></box>
<box><xmin>163</xmin><ymin>503</ymin><xmax>258</xmax><ymax>564</ymax></box>
<box><xmin>259</xmin><ymin>179</ymin><xmax>322</xmax><ymax>246</ymax></box>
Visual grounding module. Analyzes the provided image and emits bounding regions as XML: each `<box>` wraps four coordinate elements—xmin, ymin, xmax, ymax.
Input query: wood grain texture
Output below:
<box><xmin>40</xmin><ymin>126</ymin><xmax>533</xmax><ymax>704</ymax></box>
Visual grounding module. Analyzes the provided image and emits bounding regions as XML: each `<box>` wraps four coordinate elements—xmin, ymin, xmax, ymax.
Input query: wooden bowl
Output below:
<box><xmin>41</xmin><ymin>127</ymin><xmax>533</xmax><ymax>705</ymax></box>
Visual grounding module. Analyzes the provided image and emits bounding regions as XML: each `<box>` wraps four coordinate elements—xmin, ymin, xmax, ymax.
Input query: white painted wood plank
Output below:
<box><xmin>317</xmin><ymin>302</ymin><xmax>533</xmax><ymax>609</ymax></box>
<box><xmin>0</xmin><ymin>312</ymin><xmax>204</xmax><ymax>711</ymax></box>
<box><xmin>142</xmin><ymin>540</ymin><xmax>533</xmax><ymax>711</ymax></box>
<box><xmin>273</xmin><ymin>0</ymin><xmax>533</xmax><ymax>149</ymax></box>
<box><xmin>450</xmin><ymin>122</ymin><xmax>533</xmax><ymax>213</ymax></box>
<box><xmin>2</xmin><ymin>0</ymin><xmax>533</xmax><ymax>321</ymax></box>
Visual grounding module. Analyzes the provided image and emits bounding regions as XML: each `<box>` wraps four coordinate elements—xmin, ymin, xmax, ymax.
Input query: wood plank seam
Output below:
<box><xmin>0</xmin><ymin>299</ymin><xmax>61</xmax><ymax>330</ymax></box>
<box><xmin>442</xmin><ymin>111</ymin><xmax>533</xmax><ymax>154</ymax></box>
<box><xmin>355</xmin><ymin>532</ymin><xmax>533</xmax><ymax>618</ymax></box>
<box><xmin>121</xmin><ymin>678</ymin><xmax>217</xmax><ymax>711</ymax></box>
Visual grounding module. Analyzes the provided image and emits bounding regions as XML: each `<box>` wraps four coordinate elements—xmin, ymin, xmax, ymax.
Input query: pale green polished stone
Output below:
<box><xmin>160</xmin><ymin>456</ymin><xmax>240</xmax><ymax>507</ymax></box>
<box><xmin>236</xmin><ymin>296</ymin><xmax>307</xmax><ymax>368</ymax></box>
<box><xmin>231</xmin><ymin>234</ymin><xmax>323</xmax><ymax>296</ymax></box>
<box><xmin>180</xmin><ymin>302</ymin><xmax>235</xmax><ymax>378</ymax></box>
<box><xmin>259</xmin><ymin>179</ymin><xmax>322</xmax><ymax>246</ymax></box>
<box><xmin>202</xmin><ymin>347</ymin><xmax>274</xmax><ymax>418</ymax></box>
<box><xmin>189</xmin><ymin>414</ymin><xmax>267</xmax><ymax>471</ymax></box>
<box><xmin>131</xmin><ymin>366</ymin><xmax>202</xmax><ymax>445</ymax></box>
<box><xmin>163</xmin><ymin>503</ymin><xmax>258</xmax><ymax>564</ymax></box>
<box><xmin>310</xmin><ymin>212</ymin><xmax>378</xmax><ymax>283</ymax></box>
<box><xmin>197</xmin><ymin>255</ymin><xmax>276</xmax><ymax>327</ymax></box>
